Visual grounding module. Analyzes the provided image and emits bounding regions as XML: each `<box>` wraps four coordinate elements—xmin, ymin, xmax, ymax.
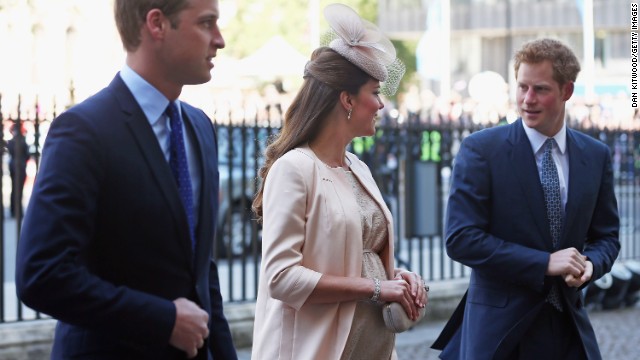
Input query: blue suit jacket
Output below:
<box><xmin>432</xmin><ymin>120</ymin><xmax>620</xmax><ymax>359</ymax></box>
<box><xmin>16</xmin><ymin>75</ymin><xmax>237</xmax><ymax>360</ymax></box>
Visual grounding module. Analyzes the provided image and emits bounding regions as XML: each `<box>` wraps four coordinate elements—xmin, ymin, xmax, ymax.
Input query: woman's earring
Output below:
<box><xmin>347</xmin><ymin>108</ymin><xmax>352</xmax><ymax>121</ymax></box>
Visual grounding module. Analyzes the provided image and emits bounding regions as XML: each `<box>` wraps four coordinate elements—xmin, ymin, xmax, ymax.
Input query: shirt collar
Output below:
<box><xmin>522</xmin><ymin>119</ymin><xmax>567</xmax><ymax>155</ymax></box>
<box><xmin>119</xmin><ymin>65</ymin><xmax>180</xmax><ymax>125</ymax></box>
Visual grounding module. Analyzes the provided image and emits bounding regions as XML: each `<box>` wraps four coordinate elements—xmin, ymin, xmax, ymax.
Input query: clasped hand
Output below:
<box><xmin>546</xmin><ymin>247</ymin><xmax>592</xmax><ymax>288</ymax></box>
<box><xmin>378</xmin><ymin>271</ymin><xmax>428</xmax><ymax>321</ymax></box>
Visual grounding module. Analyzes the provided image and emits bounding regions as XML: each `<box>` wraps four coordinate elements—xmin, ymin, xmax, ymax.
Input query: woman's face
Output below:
<box><xmin>350</xmin><ymin>79</ymin><xmax>384</xmax><ymax>137</ymax></box>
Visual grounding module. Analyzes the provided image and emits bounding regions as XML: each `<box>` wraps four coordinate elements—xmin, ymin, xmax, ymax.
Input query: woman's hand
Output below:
<box><xmin>378</xmin><ymin>270</ymin><xmax>429</xmax><ymax>321</ymax></box>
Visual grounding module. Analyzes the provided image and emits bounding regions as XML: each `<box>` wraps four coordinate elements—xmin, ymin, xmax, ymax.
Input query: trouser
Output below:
<box><xmin>508</xmin><ymin>302</ymin><xmax>587</xmax><ymax>360</ymax></box>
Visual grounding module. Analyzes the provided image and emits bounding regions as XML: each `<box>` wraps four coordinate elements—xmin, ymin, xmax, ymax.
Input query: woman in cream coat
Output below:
<box><xmin>251</xmin><ymin>5</ymin><xmax>428</xmax><ymax>359</ymax></box>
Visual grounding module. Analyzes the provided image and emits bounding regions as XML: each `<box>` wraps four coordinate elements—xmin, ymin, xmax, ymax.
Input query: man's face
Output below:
<box><xmin>163</xmin><ymin>0</ymin><xmax>226</xmax><ymax>86</ymax></box>
<box><xmin>516</xmin><ymin>60</ymin><xmax>573</xmax><ymax>137</ymax></box>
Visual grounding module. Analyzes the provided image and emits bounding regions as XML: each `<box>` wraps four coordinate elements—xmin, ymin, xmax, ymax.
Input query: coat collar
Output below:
<box><xmin>297</xmin><ymin>144</ymin><xmax>395</xmax><ymax>278</ymax></box>
<box><xmin>521</xmin><ymin>120</ymin><xmax>567</xmax><ymax>155</ymax></box>
<box><xmin>297</xmin><ymin>144</ymin><xmax>393</xmax><ymax>224</ymax></box>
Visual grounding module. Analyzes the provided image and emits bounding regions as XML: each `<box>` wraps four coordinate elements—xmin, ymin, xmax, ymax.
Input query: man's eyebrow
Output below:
<box><xmin>199</xmin><ymin>12</ymin><xmax>219</xmax><ymax>21</ymax></box>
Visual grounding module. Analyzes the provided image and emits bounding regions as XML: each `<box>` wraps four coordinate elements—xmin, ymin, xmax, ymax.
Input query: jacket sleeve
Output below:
<box><xmin>445</xmin><ymin>135</ymin><xmax>550</xmax><ymax>290</ymax></box>
<box><xmin>261</xmin><ymin>155</ymin><xmax>322</xmax><ymax>310</ymax></box>
<box><xmin>582</xmin><ymin>142</ymin><xmax>620</xmax><ymax>281</ymax></box>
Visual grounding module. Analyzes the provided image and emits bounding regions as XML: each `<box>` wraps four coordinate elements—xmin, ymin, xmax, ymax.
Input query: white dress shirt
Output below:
<box><xmin>522</xmin><ymin>121</ymin><xmax>569</xmax><ymax>211</ymax></box>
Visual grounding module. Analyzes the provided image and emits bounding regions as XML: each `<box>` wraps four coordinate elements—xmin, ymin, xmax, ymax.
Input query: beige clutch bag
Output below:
<box><xmin>382</xmin><ymin>302</ymin><xmax>426</xmax><ymax>333</ymax></box>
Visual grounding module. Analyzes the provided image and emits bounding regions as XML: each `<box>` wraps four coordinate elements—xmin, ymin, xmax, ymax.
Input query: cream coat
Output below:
<box><xmin>251</xmin><ymin>145</ymin><xmax>396</xmax><ymax>360</ymax></box>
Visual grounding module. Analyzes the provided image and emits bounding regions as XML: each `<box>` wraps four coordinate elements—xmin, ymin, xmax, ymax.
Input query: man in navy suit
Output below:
<box><xmin>432</xmin><ymin>38</ymin><xmax>620</xmax><ymax>359</ymax></box>
<box><xmin>15</xmin><ymin>1</ymin><xmax>237</xmax><ymax>359</ymax></box>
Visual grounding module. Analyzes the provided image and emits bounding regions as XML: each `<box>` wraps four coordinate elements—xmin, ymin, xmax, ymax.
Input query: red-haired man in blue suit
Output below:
<box><xmin>433</xmin><ymin>38</ymin><xmax>620</xmax><ymax>360</ymax></box>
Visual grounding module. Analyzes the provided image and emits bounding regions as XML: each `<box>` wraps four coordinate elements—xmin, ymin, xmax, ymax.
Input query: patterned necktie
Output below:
<box><xmin>541</xmin><ymin>138</ymin><xmax>563</xmax><ymax>311</ymax></box>
<box><xmin>166</xmin><ymin>102</ymin><xmax>196</xmax><ymax>251</ymax></box>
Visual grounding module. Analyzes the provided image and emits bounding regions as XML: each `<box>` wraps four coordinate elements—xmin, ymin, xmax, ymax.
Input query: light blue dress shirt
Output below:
<box><xmin>119</xmin><ymin>65</ymin><xmax>201</xmax><ymax>230</ymax></box>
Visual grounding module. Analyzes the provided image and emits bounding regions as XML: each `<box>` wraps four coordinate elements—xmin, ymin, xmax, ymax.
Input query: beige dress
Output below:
<box><xmin>340</xmin><ymin>170</ymin><xmax>396</xmax><ymax>360</ymax></box>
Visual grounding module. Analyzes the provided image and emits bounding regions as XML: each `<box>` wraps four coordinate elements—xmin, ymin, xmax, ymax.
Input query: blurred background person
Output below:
<box><xmin>7</xmin><ymin>123</ymin><xmax>29</xmax><ymax>218</ymax></box>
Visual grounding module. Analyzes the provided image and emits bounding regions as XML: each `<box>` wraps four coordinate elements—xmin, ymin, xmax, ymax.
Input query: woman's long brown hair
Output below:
<box><xmin>252</xmin><ymin>47</ymin><xmax>371</xmax><ymax>222</ymax></box>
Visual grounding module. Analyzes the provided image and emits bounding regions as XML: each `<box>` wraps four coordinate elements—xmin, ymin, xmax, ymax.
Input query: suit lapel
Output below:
<box><xmin>112</xmin><ymin>77</ymin><xmax>193</xmax><ymax>263</ymax></box>
<box><xmin>182</xmin><ymin>107</ymin><xmax>213</xmax><ymax>268</ymax></box>
<box><xmin>508</xmin><ymin>120</ymin><xmax>554</xmax><ymax>249</ymax></box>
<box><xmin>561</xmin><ymin>129</ymin><xmax>588</xmax><ymax>246</ymax></box>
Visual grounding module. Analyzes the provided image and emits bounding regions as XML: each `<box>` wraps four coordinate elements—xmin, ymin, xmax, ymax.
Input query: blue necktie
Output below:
<box><xmin>166</xmin><ymin>102</ymin><xmax>196</xmax><ymax>251</ymax></box>
<box><xmin>541</xmin><ymin>138</ymin><xmax>563</xmax><ymax>311</ymax></box>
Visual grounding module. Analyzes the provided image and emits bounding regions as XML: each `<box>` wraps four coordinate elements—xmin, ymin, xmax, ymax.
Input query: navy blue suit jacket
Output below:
<box><xmin>16</xmin><ymin>75</ymin><xmax>237</xmax><ymax>360</ymax></box>
<box><xmin>432</xmin><ymin>120</ymin><xmax>620</xmax><ymax>359</ymax></box>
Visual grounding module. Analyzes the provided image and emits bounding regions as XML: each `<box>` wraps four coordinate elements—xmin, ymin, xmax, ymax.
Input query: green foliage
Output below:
<box><xmin>223</xmin><ymin>0</ymin><xmax>311</xmax><ymax>58</ymax></box>
<box><xmin>223</xmin><ymin>0</ymin><xmax>380</xmax><ymax>58</ymax></box>
<box><xmin>221</xmin><ymin>0</ymin><xmax>417</xmax><ymax>99</ymax></box>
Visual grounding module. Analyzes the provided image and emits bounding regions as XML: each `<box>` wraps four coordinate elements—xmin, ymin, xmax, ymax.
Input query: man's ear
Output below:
<box><xmin>338</xmin><ymin>91</ymin><xmax>352</xmax><ymax>112</ymax></box>
<box><xmin>145</xmin><ymin>9</ymin><xmax>167</xmax><ymax>40</ymax></box>
<box><xmin>561</xmin><ymin>82</ymin><xmax>574</xmax><ymax>101</ymax></box>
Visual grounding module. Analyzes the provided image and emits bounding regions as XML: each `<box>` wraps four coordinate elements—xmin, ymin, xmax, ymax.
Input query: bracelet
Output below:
<box><xmin>370</xmin><ymin>278</ymin><xmax>381</xmax><ymax>302</ymax></box>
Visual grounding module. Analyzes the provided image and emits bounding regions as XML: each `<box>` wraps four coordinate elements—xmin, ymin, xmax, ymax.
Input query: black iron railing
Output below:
<box><xmin>1</xmin><ymin>96</ymin><xmax>639</xmax><ymax>322</ymax></box>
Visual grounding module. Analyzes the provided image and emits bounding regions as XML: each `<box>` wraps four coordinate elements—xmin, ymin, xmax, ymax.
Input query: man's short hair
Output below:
<box><xmin>513</xmin><ymin>38</ymin><xmax>581</xmax><ymax>86</ymax></box>
<box><xmin>114</xmin><ymin>0</ymin><xmax>189</xmax><ymax>52</ymax></box>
